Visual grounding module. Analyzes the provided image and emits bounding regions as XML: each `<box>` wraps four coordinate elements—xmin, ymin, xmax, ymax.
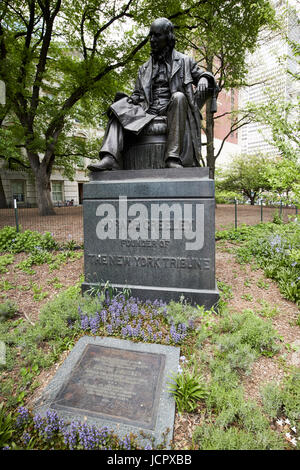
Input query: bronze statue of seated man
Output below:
<box><xmin>88</xmin><ymin>17</ymin><xmax>217</xmax><ymax>172</ymax></box>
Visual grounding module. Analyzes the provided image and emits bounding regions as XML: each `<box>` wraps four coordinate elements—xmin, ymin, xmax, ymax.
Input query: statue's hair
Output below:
<box><xmin>150</xmin><ymin>18</ymin><xmax>176</xmax><ymax>49</ymax></box>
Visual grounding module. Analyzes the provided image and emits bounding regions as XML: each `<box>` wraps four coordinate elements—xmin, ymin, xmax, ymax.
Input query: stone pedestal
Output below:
<box><xmin>82</xmin><ymin>168</ymin><xmax>219</xmax><ymax>309</ymax></box>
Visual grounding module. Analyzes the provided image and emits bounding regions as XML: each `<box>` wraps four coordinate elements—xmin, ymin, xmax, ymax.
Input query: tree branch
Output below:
<box><xmin>215</xmin><ymin>116</ymin><xmax>252</xmax><ymax>159</ymax></box>
<box><xmin>30</xmin><ymin>1</ymin><xmax>62</xmax><ymax>125</ymax></box>
<box><xmin>91</xmin><ymin>0</ymin><xmax>134</xmax><ymax>58</ymax></box>
<box><xmin>0</xmin><ymin>154</ymin><xmax>30</xmax><ymax>169</ymax></box>
<box><xmin>14</xmin><ymin>0</ymin><xmax>36</xmax><ymax>116</ymax></box>
<box><xmin>168</xmin><ymin>0</ymin><xmax>209</xmax><ymax>20</ymax></box>
<box><xmin>45</xmin><ymin>35</ymin><xmax>148</xmax><ymax>147</ymax></box>
<box><xmin>4</xmin><ymin>1</ymin><xmax>28</xmax><ymax>27</ymax></box>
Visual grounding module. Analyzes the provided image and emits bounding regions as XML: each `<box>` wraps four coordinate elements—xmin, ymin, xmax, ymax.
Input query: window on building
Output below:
<box><xmin>51</xmin><ymin>181</ymin><xmax>64</xmax><ymax>202</ymax></box>
<box><xmin>11</xmin><ymin>180</ymin><xmax>25</xmax><ymax>202</ymax></box>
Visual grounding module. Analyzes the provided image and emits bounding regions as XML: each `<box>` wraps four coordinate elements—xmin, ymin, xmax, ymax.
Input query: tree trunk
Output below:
<box><xmin>205</xmin><ymin>97</ymin><xmax>215</xmax><ymax>179</ymax></box>
<box><xmin>34</xmin><ymin>166</ymin><xmax>55</xmax><ymax>216</ymax></box>
<box><xmin>0</xmin><ymin>175</ymin><xmax>7</xmax><ymax>208</ymax></box>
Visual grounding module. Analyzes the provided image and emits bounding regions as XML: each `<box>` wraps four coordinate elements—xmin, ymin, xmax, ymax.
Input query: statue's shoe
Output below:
<box><xmin>87</xmin><ymin>156</ymin><xmax>120</xmax><ymax>171</ymax></box>
<box><xmin>165</xmin><ymin>158</ymin><xmax>183</xmax><ymax>169</ymax></box>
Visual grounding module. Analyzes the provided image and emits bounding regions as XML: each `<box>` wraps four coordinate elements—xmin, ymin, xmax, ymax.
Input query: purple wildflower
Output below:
<box><xmin>121</xmin><ymin>434</ymin><xmax>132</xmax><ymax>450</ymax></box>
<box><xmin>33</xmin><ymin>413</ymin><xmax>45</xmax><ymax>432</ymax></box>
<box><xmin>16</xmin><ymin>406</ymin><xmax>30</xmax><ymax>427</ymax></box>
<box><xmin>44</xmin><ymin>410</ymin><xmax>59</xmax><ymax>437</ymax></box>
<box><xmin>130</xmin><ymin>303</ymin><xmax>139</xmax><ymax>316</ymax></box>
<box><xmin>90</xmin><ymin>313</ymin><xmax>100</xmax><ymax>334</ymax></box>
<box><xmin>22</xmin><ymin>432</ymin><xmax>31</xmax><ymax>446</ymax></box>
<box><xmin>63</xmin><ymin>420</ymin><xmax>80</xmax><ymax>449</ymax></box>
<box><xmin>100</xmin><ymin>310</ymin><xmax>107</xmax><ymax>323</ymax></box>
<box><xmin>80</xmin><ymin>314</ymin><xmax>89</xmax><ymax>330</ymax></box>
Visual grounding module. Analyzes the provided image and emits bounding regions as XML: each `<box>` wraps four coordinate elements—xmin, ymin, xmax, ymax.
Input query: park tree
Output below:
<box><xmin>239</xmin><ymin>12</ymin><xmax>300</xmax><ymax>205</ymax></box>
<box><xmin>0</xmin><ymin>0</ymin><xmax>277</xmax><ymax>214</ymax></box>
<box><xmin>244</xmin><ymin>24</ymin><xmax>300</xmax><ymax>165</ymax></box>
<box><xmin>176</xmin><ymin>0</ymin><xmax>277</xmax><ymax>178</ymax></box>
<box><xmin>262</xmin><ymin>157</ymin><xmax>300</xmax><ymax>204</ymax></box>
<box><xmin>218</xmin><ymin>153</ymin><xmax>271</xmax><ymax>205</ymax></box>
<box><xmin>239</xmin><ymin>9</ymin><xmax>299</xmax><ymax>158</ymax></box>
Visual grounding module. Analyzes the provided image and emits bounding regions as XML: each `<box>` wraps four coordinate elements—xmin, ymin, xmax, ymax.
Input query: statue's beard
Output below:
<box><xmin>151</xmin><ymin>45</ymin><xmax>173</xmax><ymax>62</ymax></box>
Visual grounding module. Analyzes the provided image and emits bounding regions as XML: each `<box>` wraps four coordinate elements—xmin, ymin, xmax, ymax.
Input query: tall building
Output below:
<box><xmin>212</xmin><ymin>87</ymin><xmax>241</xmax><ymax>168</ymax></box>
<box><xmin>238</xmin><ymin>0</ymin><xmax>299</xmax><ymax>155</ymax></box>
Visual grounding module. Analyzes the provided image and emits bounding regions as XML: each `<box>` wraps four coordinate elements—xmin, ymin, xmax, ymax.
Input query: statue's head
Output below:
<box><xmin>149</xmin><ymin>18</ymin><xmax>175</xmax><ymax>56</ymax></box>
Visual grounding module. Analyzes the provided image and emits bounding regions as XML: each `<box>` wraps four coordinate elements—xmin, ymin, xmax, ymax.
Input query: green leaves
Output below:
<box><xmin>0</xmin><ymin>402</ymin><xmax>15</xmax><ymax>448</ymax></box>
<box><xmin>262</xmin><ymin>157</ymin><xmax>300</xmax><ymax>203</ymax></box>
<box><xmin>247</xmin><ymin>96</ymin><xmax>300</xmax><ymax>163</ymax></box>
<box><xmin>0</xmin><ymin>227</ymin><xmax>58</xmax><ymax>253</ymax></box>
<box><xmin>217</xmin><ymin>153</ymin><xmax>271</xmax><ymax>204</ymax></box>
<box><xmin>168</xmin><ymin>368</ymin><xmax>207</xmax><ymax>414</ymax></box>
<box><xmin>216</xmin><ymin>221</ymin><xmax>300</xmax><ymax>305</ymax></box>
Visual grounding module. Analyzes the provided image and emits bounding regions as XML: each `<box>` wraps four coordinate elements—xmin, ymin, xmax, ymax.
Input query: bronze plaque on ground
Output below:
<box><xmin>51</xmin><ymin>344</ymin><xmax>166</xmax><ymax>430</ymax></box>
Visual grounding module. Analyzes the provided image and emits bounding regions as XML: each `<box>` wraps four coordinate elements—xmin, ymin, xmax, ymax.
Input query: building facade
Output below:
<box><xmin>0</xmin><ymin>125</ymin><xmax>103</xmax><ymax>208</ymax></box>
<box><xmin>238</xmin><ymin>0</ymin><xmax>299</xmax><ymax>155</ymax></box>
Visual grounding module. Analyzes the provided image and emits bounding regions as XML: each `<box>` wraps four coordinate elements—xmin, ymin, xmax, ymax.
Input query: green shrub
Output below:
<box><xmin>195</xmin><ymin>376</ymin><xmax>286</xmax><ymax>449</ymax></box>
<box><xmin>216</xmin><ymin>310</ymin><xmax>281</xmax><ymax>357</ymax></box>
<box><xmin>0</xmin><ymin>254</ymin><xmax>14</xmax><ymax>273</ymax></box>
<box><xmin>217</xmin><ymin>338</ymin><xmax>258</xmax><ymax>374</ymax></box>
<box><xmin>16</xmin><ymin>250</ymin><xmax>53</xmax><ymax>273</ymax></box>
<box><xmin>164</xmin><ymin>299</ymin><xmax>200</xmax><ymax>327</ymax></box>
<box><xmin>0</xmin><ymin>226</ymin><xmax>58</xmax><ymax>253</ymax></box>
<box><xmin>0</xmin><ymin>402</ymin><xmax>16</xmax><ymax>448</ymax></box>
<box><xmin>261</xmin><ymin>372</ymin><xmax>300</xmax><ymax>425</ymax></box>
<box><xmin>0</xmin><ymin>300</ymin><xmax>18</xmax><ymax>322</ymax></box>
<box><xmin>216</xmin><ymin>221</ymin><xmax>300</xmax><ymax>304</ymax></box>
<box><xmin>34</xmin><ymin>284</ymin><xmax>84</xmax><ymax>341</ymax></box>
<box><xmin>193</xmin><ymin>424</ymin><xmax>285</xmax><ymax>450</ymax></box>
<box><xmin>168</xmin><ymin>368</ymin><xmax>207</xmax><ymax>414</ymax></box>
<box><xmin>205</xmin><ymin>365</ymin><xmax>245</xmax><ymax>412</ymax></box>
<box><xmin>208</xmin><ymin>359</ymin><xmax>240</xmax><ymax>392</ymax></box>
<box><xmin>215</xmin><ymin>190</ymin><xmax>243</xmax><ymax>205</ymax></box>
<box><xmin>0</xmin><ymin>286</ymin><xmax>83</xmax><ymax>372</ymax></box>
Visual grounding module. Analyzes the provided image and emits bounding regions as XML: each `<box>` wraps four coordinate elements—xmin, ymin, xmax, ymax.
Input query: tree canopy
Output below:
<box><xmin>218</xmin><ymin>153</ymin><xmax>271</xmax><ymax>205</ymax></box>
<box><xmin>218</xmin><ymin>152</ymin><xmax>300</xmax><ymax>205</ymax></box>
<box><xmin>0</xmin><ymin>0</ymin><xmax>277</xmax><ymax>214</ymax></box>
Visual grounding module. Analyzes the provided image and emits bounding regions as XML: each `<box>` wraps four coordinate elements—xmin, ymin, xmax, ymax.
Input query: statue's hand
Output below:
<box><xmin>197</xmin><ymin>77</ymin><xmax>209</xmax><ymax>99</ymax></box>
<box><xmin>127</xmin><ymin>95</ymin><xmax>140</xmax><ymax>105</ymax></box>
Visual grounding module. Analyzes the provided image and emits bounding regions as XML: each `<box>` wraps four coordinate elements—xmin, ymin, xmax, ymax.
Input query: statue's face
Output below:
<box><xmin>149</xmin><ymin>22</ymin><xmax>168</xmax><ymax>54</ymax></box>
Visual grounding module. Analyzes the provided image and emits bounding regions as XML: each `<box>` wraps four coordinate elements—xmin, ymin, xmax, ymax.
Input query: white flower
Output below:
<box><xmin>179</xmin><ymin>355</ymin><xmax>186</xmax><ymax>363</ymax></box>
<box><xmin>276</xmin><ymin>419</ymin><xmax>283</xmax><ymax>426</ymax></box>
<box><xmin>290</xmin><ymin>438</ymin><xmax>297</xmax><ymax>447</ymax></box>
<box><xmin>285</xmin><ymin>418</ymin><xmax>290</xmax><ymax>425</ymax></box>
<box><xmin>285</xmin><ymin>432</ymin><xmax>291</xmax><ymax>440</ymax></box>
<box><xmin>291</xmin><ymin>426</ymin><xmax>297</xmax><ymax>433</ymax></box>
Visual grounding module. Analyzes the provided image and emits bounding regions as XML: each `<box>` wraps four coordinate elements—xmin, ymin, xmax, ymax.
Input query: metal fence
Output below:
<box><xmin>0</xmin><ymin>202</ymin><xmax>298</xmax><ymax>243</ymax></box>
<box><xmin>0</xmin><ymin>205</ymin><xmax>84</xmax><ymax>244</ymax></box>
<box><xmin>215</xmin><ymin>202</ymin><xmax>298</xmax><ymax>231</ymax></box>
